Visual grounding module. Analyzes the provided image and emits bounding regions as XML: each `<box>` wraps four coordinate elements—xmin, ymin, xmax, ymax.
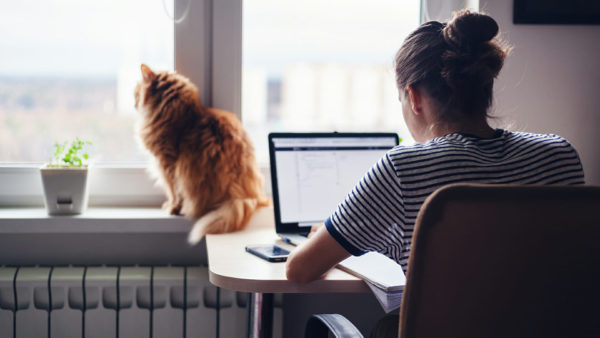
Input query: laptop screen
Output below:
<box><xmin>269</xmin><ymin>133</ymin><xmax>399</xmax><ymax>233</ymax></box>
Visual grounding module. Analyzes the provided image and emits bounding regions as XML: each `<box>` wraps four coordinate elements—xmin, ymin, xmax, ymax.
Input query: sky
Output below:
<box><xmin>0</xmin><ymin>0</ymin><xmax>174</xmax><ymax>78</ymax></box>
<box><xmin>243</xmin><ymin>0</ymin><xmax>420</xmax><ymax>76</ymax></box>
<box><xmin>0</xmin><ymin>0</ymin><xmax>419</xmax><ymax>79</ymax></box>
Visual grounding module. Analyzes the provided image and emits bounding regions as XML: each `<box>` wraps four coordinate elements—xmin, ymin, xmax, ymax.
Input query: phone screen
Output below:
<box><xmin>246</xmin><ymin>244</ymin><xmax>290</xmax><ymax>262</ymax></box>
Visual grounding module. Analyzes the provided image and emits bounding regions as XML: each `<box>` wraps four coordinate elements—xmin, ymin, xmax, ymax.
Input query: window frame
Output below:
<box><xmin>0</xmin><ymin>0</ymin><xmax>243</xmax><ymax>207</ymax></box>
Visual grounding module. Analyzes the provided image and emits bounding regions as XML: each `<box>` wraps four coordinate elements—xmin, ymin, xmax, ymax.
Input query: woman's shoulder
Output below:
<box><xmin>504</xmin><ymin>130</ymin><xmax>578</xmax><ymax>151</ymax></box>
<box><xmin>386</xmin><ymin>129</ymin><xmax>579</xmax><ymax>161</ymax></box>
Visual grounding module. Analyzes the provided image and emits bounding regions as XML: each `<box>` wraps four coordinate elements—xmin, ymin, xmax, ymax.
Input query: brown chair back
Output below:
<box><xmin>399</xmin><ymin>184</ymin><xmax>600</xmax><ymax>338</ymax></box>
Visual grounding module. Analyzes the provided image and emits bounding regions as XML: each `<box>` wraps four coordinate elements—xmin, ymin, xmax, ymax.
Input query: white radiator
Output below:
<box><xmin>0</xmin><ymin>266</ymin><xmax>282</xmax><ymax>338</ymax></box>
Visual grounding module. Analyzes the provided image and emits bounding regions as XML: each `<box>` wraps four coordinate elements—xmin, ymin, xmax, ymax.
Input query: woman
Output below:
<box><xmin>286</xmin><ymin>10</ymin><xmax>584</xmax><ymax>284</ymax></box>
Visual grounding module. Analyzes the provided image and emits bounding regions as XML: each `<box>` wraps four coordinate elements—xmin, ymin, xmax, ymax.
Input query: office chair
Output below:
<box><xmin>305</xmin><ymin>184</ymin><xmax>600</xmax><ymax>338</ymax></box>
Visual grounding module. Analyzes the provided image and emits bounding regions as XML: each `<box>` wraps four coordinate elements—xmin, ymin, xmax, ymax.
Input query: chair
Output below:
<box><xmin>305</xmin><ymin>184</ymin><xmax>600</xmax><ymax>338</ymax></box>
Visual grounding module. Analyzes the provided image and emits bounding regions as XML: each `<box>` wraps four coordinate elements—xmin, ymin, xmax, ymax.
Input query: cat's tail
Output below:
<box><xmin>187</xmin><ymin>198</ymin><xmax>266</xmax><ymax>245</ymax></box>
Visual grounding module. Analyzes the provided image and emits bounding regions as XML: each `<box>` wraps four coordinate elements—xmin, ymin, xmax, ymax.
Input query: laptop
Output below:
<box><xmin>268</xmin><ymin>132</ymin><xmax>399</xmax><ymax>245</ymax></box>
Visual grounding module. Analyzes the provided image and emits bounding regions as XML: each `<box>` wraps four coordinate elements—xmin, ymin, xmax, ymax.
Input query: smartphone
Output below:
<box><xmin>245</xmin><ymin>244</ymin><xmax>290</xmax><ymax>262</ymax></box>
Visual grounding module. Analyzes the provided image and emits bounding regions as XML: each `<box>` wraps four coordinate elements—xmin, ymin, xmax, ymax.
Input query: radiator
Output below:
<box><xmin>0</xmin><ymin>265</ymin><xmax>283</xmax><ymax>338</ymax></box>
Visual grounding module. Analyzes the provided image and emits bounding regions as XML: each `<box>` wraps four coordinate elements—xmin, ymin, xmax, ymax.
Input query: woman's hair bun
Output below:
<box><xmin>394</xmin><ymin>9</ymin><xmax>509</xmax><ymax>118</ymax></box>
<box><xmin>443</xmin><ymin>10</ymin><xmax>499</xmax><ymax>48</ymax></box>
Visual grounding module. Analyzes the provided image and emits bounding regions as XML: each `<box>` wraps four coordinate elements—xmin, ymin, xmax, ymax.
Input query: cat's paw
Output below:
<box><xmin>162</xmin><ymin>201</ymin><xmax>182</xmax><ymax>215</ymax></box>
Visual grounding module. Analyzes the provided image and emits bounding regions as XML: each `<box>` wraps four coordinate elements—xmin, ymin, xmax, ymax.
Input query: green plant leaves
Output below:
<box><xmin>50</xmin><ymin>137</ymin><xmax>92</xmax><ymax>167</ymax></box>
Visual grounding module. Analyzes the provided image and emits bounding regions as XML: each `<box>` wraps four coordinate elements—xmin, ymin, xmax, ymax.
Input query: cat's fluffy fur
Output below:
<box><xmin>134</xmin><ymin>64</ymin><xmax>269</xmax><ymax>244</ymax></box>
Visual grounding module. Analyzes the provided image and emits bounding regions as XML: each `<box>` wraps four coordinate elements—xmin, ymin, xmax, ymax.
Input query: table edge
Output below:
<box><xmin>208</xmin><ymin>266</ymin><xmax>370</xmax><ymax>294</ymax></box>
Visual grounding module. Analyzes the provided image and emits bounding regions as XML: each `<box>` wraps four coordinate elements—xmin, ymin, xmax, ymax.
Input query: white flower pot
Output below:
<box><xmin>40</xmin><ymin>166</ymin><xmax>90</xmax><ymax>215</ymax></box>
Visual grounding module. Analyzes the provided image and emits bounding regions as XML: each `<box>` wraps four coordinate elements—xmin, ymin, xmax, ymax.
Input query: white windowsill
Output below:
<box><xmin>0</xmin><ymin>207</ymin><xmax>193</xmax><ymax>234</ymax></box>
<box><xmin>0</xmin><ymin>206</ymin><xmax>207</xmax><ymax>266</ymax></box>
<box><xmin>0</xmin><ymin>164</ymin><xmax>271</xmax><ymax>208</ymax></box>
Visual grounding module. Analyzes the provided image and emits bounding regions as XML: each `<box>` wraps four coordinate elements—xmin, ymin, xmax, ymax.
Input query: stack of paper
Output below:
<box><xmin>338</xmin><ymin>252</ymin><xmax>406</xmax><ymax>313</ymax></box>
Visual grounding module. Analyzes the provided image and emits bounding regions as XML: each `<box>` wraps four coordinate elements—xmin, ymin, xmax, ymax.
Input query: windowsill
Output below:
<box><xmin>0</xmin><ymin>207</ymin><xmax>193</xmax><ymax>233</ymax></box>
<box><xmin>0</xmin><ymin>207</ymin><xmax>205</xmax><ymax>266</ymax></box>
<box><xmin>0</xmin><ymin>165</ymin><xmax>272</xmax><ymax>207</ymax></box>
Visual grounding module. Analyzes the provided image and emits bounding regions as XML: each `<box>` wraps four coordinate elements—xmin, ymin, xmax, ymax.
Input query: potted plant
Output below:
<box><xmin>40</xmin><ymin>138</ymin><xmax>92</xmax><ymax>215</ymax></box>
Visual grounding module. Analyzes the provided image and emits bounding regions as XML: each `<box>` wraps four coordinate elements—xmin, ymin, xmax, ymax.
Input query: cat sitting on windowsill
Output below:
<box><xmin>134</xmin><ymin>64</ymin><xmax>270</xmax><ymax>244</ymax></box>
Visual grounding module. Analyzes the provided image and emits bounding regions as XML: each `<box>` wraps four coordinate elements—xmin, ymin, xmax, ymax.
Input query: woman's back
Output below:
<box><xmin>325</xmin><ymin>129</ymin><xmax>585</xmax><ymax>271</ymax></box>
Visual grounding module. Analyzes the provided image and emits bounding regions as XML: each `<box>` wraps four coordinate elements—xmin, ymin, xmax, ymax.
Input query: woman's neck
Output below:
<box><xmin>431</xmin><ymin>119</ymin><xmax>496</xmax><ymax>139</ymax></box>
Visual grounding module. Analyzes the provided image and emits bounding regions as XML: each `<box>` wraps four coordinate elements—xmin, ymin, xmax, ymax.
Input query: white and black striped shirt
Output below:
<box><xmin>325</xmin><ymin>129</ymin><xmax>585</xmax><ymax>271</ymax></box>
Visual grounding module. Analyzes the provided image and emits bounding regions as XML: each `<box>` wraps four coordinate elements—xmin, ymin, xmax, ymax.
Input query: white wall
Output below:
<box><xmin>481</xmin><ymin>0</ymin><xmax>600</xmax><ymax>184</ymax></box>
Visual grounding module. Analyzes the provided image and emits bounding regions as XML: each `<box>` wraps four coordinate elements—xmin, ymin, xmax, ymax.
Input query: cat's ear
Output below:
<box><xmin>140</xmin><ymin>64</ymin><xmax>156</xmax><ymax>82</ymax></box>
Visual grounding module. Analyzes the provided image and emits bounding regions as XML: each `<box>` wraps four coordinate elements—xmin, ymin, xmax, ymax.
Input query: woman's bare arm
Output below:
<box><xmin>285</xmin><ymin>224</ymin><xmax>351</xmax><ymax>284</ymax></box>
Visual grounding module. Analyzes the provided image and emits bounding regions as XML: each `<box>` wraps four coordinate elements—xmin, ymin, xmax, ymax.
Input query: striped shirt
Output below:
<box><xmin>325</xmin><ymin>129</ymin><xmax>585</xmax><ymax>272</ymax></box>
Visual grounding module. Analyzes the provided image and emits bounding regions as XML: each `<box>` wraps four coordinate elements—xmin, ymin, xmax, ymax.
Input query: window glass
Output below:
<box><xmin>0</xmin><ymin>0</ymin><xmax>174</xmax><ymax>163</ymax></box>
<box><xmin>243</xmin><ymin>0</ymin><xmax>420</xmax><ymax>162</ymax></box>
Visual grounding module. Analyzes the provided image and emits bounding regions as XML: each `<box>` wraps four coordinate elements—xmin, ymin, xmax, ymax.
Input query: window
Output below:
<box><xmin>0</xmin><ymin>0</ymin><xmax>422</xmax><ymax>206</ymax></box>
<box><xmin>0</xmin><ymin>0</ymin><xmax>174</xmax><ymax>163</ymax></box>
<box><xmin>0</xmin><ymin>0</ymin><xmax>185</xmax><ymax>206</ymax></box>
<box><xmin>242</xmin><ymin>0</ymin><xmax>420</xmax><ymax>162</ymax></box>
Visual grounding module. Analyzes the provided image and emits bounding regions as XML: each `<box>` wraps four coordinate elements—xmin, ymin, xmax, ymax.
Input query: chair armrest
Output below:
<box><xmin>305</xmin><ymin>314</ymin><xmax>364</xmax><ymax>338</ymax></box>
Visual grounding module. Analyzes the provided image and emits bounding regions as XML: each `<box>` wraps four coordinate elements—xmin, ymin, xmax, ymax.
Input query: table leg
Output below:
<box><xmin>248</xmin><ymin>292</ymin><xmax>273</xmax><ymax>338</ymax></box>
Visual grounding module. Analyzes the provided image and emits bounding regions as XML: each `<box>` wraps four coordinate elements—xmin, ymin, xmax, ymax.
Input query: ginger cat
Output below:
<box><xmin>134</xmin><ymin>64</ymin><xmax>269</xmax><ymax>244</ymax></box>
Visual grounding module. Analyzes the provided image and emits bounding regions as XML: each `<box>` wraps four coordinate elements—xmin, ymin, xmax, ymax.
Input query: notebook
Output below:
<box><xmin>268</xmin><ymin>132</ymin><xmax>399</xmax><ymax>245</ymax></box>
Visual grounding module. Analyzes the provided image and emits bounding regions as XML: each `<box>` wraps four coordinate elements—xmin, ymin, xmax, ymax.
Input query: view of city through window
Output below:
<box><xmin>1</xmin><ymin>1</ymin><xmax>419</xmax><ymax>164</ymax></box>
<box><xmin>243</xmin><ymin>0</ymin><xmax>420</xmax><ymax>162</ymax></box>
<box><xmin>0</xmin><ymin>1</ymin><xmax>174</xmax><ymax>163</ymax></box>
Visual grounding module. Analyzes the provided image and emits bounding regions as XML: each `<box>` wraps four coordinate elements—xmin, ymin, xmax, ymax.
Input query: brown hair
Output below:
<box><xmin>394</xmin><ymin>10</ymin><xmax>510</xmax><ymax>121</ymax></box>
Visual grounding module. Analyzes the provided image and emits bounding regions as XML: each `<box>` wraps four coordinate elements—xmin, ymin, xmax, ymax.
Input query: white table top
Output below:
<box><xmin>206</xmin><ymin>206</ymin><xmax>369</xmax><ymax>294</ymax></box>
